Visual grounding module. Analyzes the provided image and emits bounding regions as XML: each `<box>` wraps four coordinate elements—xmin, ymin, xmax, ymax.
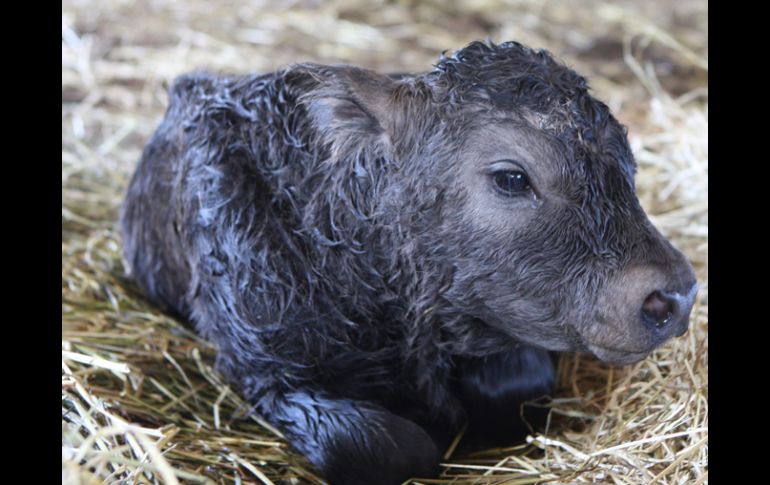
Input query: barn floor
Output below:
<box><xmin>62</xmin><ymin>1</ymin><xmax>708</xmax><ymax>483</ymax></box>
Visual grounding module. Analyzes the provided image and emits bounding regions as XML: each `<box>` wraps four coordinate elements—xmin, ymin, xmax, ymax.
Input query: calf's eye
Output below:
<box><xmin>492</xmin><ymin>170</ymin><xmax>531</xmax><ymax>196</ymax></box>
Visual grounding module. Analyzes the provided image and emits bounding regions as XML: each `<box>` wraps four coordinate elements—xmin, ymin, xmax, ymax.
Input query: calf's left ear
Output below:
<box><xmin>294</xmin><ymin>64</ymin><xmax>405</xmax><ymax>158</ymax></box>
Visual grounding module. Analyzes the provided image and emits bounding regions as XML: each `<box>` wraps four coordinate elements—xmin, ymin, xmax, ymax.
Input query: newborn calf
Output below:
<box><xmin>121</xmin><ymin>40</ymin><xmax>697</xmax><ymax>484</ymax></box>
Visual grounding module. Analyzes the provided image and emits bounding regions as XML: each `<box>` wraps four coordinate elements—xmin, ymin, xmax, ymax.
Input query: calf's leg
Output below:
<box><xmin>251</xmin><ymin>389</ymin><xmax>441</xmax><ymax>485</ymax></box>
<box><xmin>456</xmin><ymin>345</ymin><xmax>555</xmax><ymax>447</ymax></box>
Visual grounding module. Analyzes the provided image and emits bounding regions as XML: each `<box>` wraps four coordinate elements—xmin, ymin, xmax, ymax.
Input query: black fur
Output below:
<box><xmin>455</xmin><ymin>346</ymin><xmax>556</xmax><ymax>448</ymax></box>
<box><xmin>121</xmin><ymin>40</ymin><xmax>697</xmax><ymax>483</ymax></box>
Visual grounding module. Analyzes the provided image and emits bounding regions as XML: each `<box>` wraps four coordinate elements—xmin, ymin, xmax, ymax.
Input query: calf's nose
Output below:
<box><xmin>641</xmin><ymin>282</ymin><xmax>698</xmax><ymax>337</ymax></box>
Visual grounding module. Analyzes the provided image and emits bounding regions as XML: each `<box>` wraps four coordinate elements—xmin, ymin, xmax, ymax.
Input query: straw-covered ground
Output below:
<box><xmin>62</xmin><ymin>1</ymin><xmax>708</xmax><ymax>483</ymax></box>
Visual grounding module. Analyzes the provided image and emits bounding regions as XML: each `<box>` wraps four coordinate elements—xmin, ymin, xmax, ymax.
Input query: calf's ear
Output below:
<box><xmin>293</xmin><ymin>64</ymin><xmax>409</xmax><ymax>159</ymax></box>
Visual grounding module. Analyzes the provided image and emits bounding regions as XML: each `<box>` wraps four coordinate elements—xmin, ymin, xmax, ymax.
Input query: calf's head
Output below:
<box><xmin>299</xmin><ymin>41</ymin><xmax>697</xmax><ymax>364</ymax></box>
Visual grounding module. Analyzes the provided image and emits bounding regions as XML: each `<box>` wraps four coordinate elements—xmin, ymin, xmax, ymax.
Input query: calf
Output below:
<box><xmin>121</xmin><ymin>40</ymin><xmax>697</xmax><ymax>484</ymax></box>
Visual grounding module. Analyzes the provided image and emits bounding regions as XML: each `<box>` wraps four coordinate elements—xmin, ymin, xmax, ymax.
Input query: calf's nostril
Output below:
<box><xmin>642</xmin><ymin>291</ymin><xmax>676</xmax><ymax>328</ymax></box>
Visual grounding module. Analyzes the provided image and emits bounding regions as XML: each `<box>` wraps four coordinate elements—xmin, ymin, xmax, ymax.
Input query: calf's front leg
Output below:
<box><xmin>455</xmin><ymin>344</ymin><xmax>556</xmax><ymax>447</ymax></box>
<box><xmin>250</xmin><ymin>388</ymin><xmax>441</xmax><ymax>485</ymax></box>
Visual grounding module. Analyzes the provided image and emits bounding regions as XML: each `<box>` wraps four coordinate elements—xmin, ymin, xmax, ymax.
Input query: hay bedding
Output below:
<box><xmin>61</xmin><ymin>1</ymin><xmax>708</xmax><ymax>483</ymax></box>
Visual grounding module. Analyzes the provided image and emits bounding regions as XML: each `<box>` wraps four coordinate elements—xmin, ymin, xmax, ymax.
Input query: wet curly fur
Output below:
<box><xmin>121</xmin><ymin>40</ymin><xmax>695</xmax><ymax>484</ymax></box>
